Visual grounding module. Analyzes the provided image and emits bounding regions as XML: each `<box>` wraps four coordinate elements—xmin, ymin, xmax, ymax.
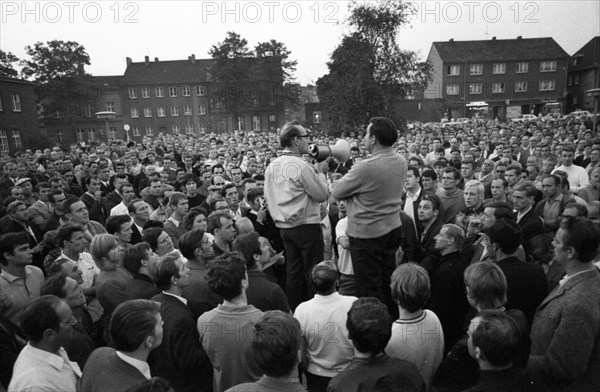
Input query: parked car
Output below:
<box><xmin>568</xmin><ymin>110</ymin><xmax>591</xmax><ymax>119</ymax></box>
<box><xmin>511</xmin><ymin>114</ymin><xmax>538</xmax><ymax>123</ymax></box>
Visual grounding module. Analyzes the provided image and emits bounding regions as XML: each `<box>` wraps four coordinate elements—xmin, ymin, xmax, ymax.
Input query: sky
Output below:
<box><xmin>1</xmin><ymin>0</ymin><xmax>599</xmax><ymax>85</ymax></box>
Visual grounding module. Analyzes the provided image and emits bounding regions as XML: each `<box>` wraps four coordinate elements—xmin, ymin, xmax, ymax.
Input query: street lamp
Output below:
<box><xmin>123</xmin><ymin>124</ymin><xmax>131</xmax><ymax>143</ymax></box>
<box><xmin>95</xmin><ymin>111</ymin><xmax>116</xmax><ymax>143</ymax></box>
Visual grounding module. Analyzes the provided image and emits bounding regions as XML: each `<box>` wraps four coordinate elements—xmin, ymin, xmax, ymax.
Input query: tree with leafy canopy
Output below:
<box><xmin>20</xmin><ymin>40</ymin><xmax>95</xmax><ymax>134</ymax></box>
<box><xmin>0</xmin><ymin>50</ymin><xmax>20</xmax><ymax>78</ymax></box>
<box><xmin>317</xmin><ymin>0</ymin><xmax>431</xmax><ymax>135</ymax></box>
<box><xmin>255</xmin><ymin>39</ymin><xmax>301</xmax><ymax>106</ymax></box>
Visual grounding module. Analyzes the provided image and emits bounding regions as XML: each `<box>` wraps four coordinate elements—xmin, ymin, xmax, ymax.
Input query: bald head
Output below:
<box><xmin>235</xmin><ymin>217</ymin><xmax>254</xmax><ymax>235</ymax></box>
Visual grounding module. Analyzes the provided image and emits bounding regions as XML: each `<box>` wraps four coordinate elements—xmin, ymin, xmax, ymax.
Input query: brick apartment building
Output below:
<box><xmin>424</xmin><ymin>36</ymin><xmax>569</xmax><ymax>120</ymax></box>
<box><xmin>0</xmin><ymin>77</ymin><xmax>42</xmax><ymax>154</ymax></box>
<box><xmin>566</xmin><ymin>36</ymin><xmax>600</xmax><ymax>113</ymax></box>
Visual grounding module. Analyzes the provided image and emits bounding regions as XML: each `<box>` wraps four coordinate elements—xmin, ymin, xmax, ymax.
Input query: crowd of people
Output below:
<box><xmin>0</xmin><ymin>113</ymin><xmax>599</xmax><ymax>392</ymax></box>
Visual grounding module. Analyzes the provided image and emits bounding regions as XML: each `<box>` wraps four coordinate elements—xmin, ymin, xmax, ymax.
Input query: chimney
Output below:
<box><xmin>449</xmin><ymin>38</ymin><xmax>454</xmax><ymax>42</ymax></box>
<box><xmin>190</xmin><ymin>54</ymin><xmax>196</xmax><ymax>64</ymax></box>
<box><xmin>492</xmin><ymin>36</ymin><xmax>496</xmax><ymax>40</ymax></box>
<box><xmin>126</xmin><ymin>57</ymin><xmax>132</xmax><ymax>67</ymax></box>
<box><xmin>155</xmin><ymin>57</ymin><xmax>159</xmax><ymax>62</ymax></box>
<box><xmin>517</xmin><ymin>36</ymin><xmax>522</xmax><ymax>40</ymax></box>
<box><xmin>145</xmin><ymin>56</ymin><xmax>149</xmax><ymax>65</ymax></box>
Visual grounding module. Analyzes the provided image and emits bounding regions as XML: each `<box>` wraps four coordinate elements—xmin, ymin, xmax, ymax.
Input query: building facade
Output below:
<box><xmin>119</xmin><ymin>55</ymin><xmax>285</xmax><ymax>141</ymax></box>
<box><xmin>424</xmin><ymin>37</ymin><xmax>569</xmax><ymax>120</ymax></box>
<box><xmin>566</xmin><ymin>36</ymin><xmax>600</xmax><ymax>113</ymax></box>
<box><xmin>0</xmin><ymin>77</ymin><xmax>42</xmax><ymax>154</ymax></box>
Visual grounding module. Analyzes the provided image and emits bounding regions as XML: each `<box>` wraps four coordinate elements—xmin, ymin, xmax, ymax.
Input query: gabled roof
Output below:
<box><xmin>432</xmin><ymin>37</ymin><xmax>569</xmax><ymax>63</ymax></box>
<box><xmin>121</xmin><ymin>59</ymin><xmax>212</xmax><ymax>85</ymax></box>
<box><xmin>92</xmin><ymin>75</ymin><xmax>122</xmax><ymax>88</ymax></box>
<box><xmin>570</xmin><ymin>36</ymin><xmax>600</xmax><ymax>70</ymax></box>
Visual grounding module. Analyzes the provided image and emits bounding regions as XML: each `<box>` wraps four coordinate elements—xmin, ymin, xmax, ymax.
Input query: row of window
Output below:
<box><xmin>128</xmin><ymin>85</ymin><xmax>206</xmax><ymax>99</ymax></box>
<box><xmin>130</xmin><ymin>105</ymin><xmax>204</xmax><ymax>118</ymax></box>
<box><xmin>446</xmin><ymin>80</ymin><xmax>556</xmax><ymax>95</ymax></box>
<box><xmin>446</xmin><ymin>61</ymin><xmax>557</xmax><ymax>76</ymax></box>
<box><xmin>0</xmin><ymin>94</ymin><xmax>22</xmax><ymax>112</ymax></box>
<box><xmin>0</xmin><ymin>130</ymin><xmax>22</xmax><ymax>151</ymax></box>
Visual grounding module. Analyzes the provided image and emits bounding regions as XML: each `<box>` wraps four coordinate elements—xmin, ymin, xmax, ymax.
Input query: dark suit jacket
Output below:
<box><xmin>104</xmin><ymin>191</ymin><xmax>122</xmax><ymax>214</ymax></box>
<box><xmin>130</xmin><ymin>224</ymin><xmax>143</xmax><ymax>245</ymax></box>
<box><xmin>42</xmin><ymin>212</ymin><xmax>64</xmax><ymax>233</ymax></box>
<box><xmin>149</xmin><ymin>293</ymin><xmax>213</xmax><ymax>392</ymax></box>
<box><xmin>417</xmin><ymin>219</ymin><xmax>443</xmax><ymax>274</ymax></box>
<box><xmin>527</xmin><ymin>268</ymin><xmax>600</xmax><ymax>391</ymax></box>
<box><xmin>399</xmin><ymin>211</ymin><xmax>418</xmax><ymax>264</ymax></box>
<box><xmin>79</xmin><ymin>347</ymin><xmax>146</xmax><ymax>392</ymax></box>
<box><xmin>124</xmin><ymin>273</ymin><xmax>160</xmax><ymax>300</ymax></box>
<box><xmin>81</xmin><ymin>193</ymin><xmax>107</xmax><ymax>225</ymax></box>
<box><xmin>514</xmin><ymin>209</ymin><xmax>544</xmax><ymax>256</ymax></box>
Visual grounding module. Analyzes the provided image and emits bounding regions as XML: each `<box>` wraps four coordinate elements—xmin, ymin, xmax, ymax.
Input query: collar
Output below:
<box><xmin>26</xmin><ymin>344</ymin><xmax>71</xmax><ymax>371</ymax></box>
<box><xmin>406</xmin><ymin>187</ymin><xmax>422</xmax><ymax>200</ymax></box>
<box><xmin>162</xmin><ymin>291</ymin><xmax>188</xmax><ymax>305</ymax></box>
<box><xmin>167</xmin><ymin>216</ymin><xmax>180</xmax><ymax>227</ymax></box>
<box><xmin>547</xmin><ymin>193</ymin><xmax>564</xmax><ymax>203</ymax></box>
<box><xmin>516</xmin><ymin>206</ymin><xmax>532</xmax><ymax>219</ymax></box>
<box><xmin>1</xmin><ymin>267</ymin><xmax>32</xmax><ymax>283</ymax></box>
<box><xmin>559</xmin><ymin>267</ymin><xmax>597</xmax><ymax>287</ymax></box>
<box><xmin>116</xmin><ymin>351</ymin><xmax>151</xmax><ymax>379</ymax></box>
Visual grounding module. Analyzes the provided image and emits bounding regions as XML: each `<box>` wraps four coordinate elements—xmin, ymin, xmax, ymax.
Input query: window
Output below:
<box><xmin>145</xmin><ymin>126</ymin><xmax>153</xmax><ymax>136</ymax></box>
<box><xmin>55</xmin><ymin>111</ymin><xmax>61</xmax><ymax>118</ymax></box>
<box><xmin>574</xmin><ymin>74</ymin><xmax>580</xmax><ymax>85</ymax></box>
<box><xmin>128</xmin><ymin>88</ymin><xmax>137</xmax><ymax>99</ymax></box>
<box><xmin>447</xmin><ymin>65</ymin><xmax>460</xmax><ymax>76</ymax></box>
<box><xmin>573</xmin><ymin>58</ymin><xmax>579</xmax><ymax>66</ymax></box>
<box><xmin>572</xmin><ymin>95</ymin><xmax>578</xmax><ymax>105</ymax></box>
<box><xmin>185</xmin><ymin>125</ymin><xmax>193</xmax><ymax>135</ymax></box>
<box><xmin>198</xmin><ymin>105</ymin><xmax>206</xmax><ymax>115</ymax></box>
<box><xmin>182</xmin><ymin>86</ymin><xmax>191</xmax><ymax>96</ymax></box>
<box><xmin>196</xmin><ymin>85</ymin><xmax>206</xmax><ymax>96</ymax></box>
<box><xmin>106</xmin><ymin>102</ymin><xmax>114</xmax><ymax>112</ymax></box>
<box><xmin>76</xmin><ymin>129</ymin><xmax>85</xmax><ymax>142</ymax></box>
<box><xmin>133</xmin><ymin>127</ymin><xmax>140</xmax><ymax>137</ymax></box>
<box><xmin>184</xmin><ymin>106</ymin><xmax>192</xmax><ymax>116</ymax></box>
<box><xmin>214</xmin><ymin>99</ymin><xmax>225</xmax><ymax>109</ymax></box>
<box><xmin>157</xmin><ymin>107</ymin><xmax>166</xmax><ymax>117</ymax></box>
<box><xmin>313</xmin><ymin>111</ymin><xmax>322</xmax><ymax>123</ymax></box>
<box><xmin>237</xmin><ymin>116</ymin><xmax>245</xmax><ymax>131</ymax></box>
<box><xmin>144</xmin><ymin>108</ymin><xmax>152</xmax><ymax>117</ymax></box>
<box><xmin>155</xmin><ymin>87</ymin><xmax>164</xmax><ymax>98</ymax></box>
<box><xmin>446</xmin><ymin>84</ymin><xmax>459</xmax><ymax>95</ymax></box>
<box><xmin>0</xmin><ymin>131</ymin><xmax>8</xmax><ymax>152</ymax></box>
<box><xmin>469</xmin><ymin>83</ymin><xmax>482</xmax><ymax>94</ymax></box>
<box><xmin>253</xmin><ymin>96</ymin><xmax>260</xmax><ymax>106</ymax></box>
<box><xmin>11</xmin><ymin>130</ymin><xmax>22</xmax><ymax>149</ymax></box>
<box><xmin>170</xmin><ymin>107</ymin><xmax>179</xmax><ymax>116</ymax></box>
<box><xmin>539</xmin><ymin>80</ymin><xmax>555</xmax><ymax>91</ymax></box>
<box><xmin>492</xmin><ymin>83</ymin><xmax>505</xmax><ymax>93</ymax></box>
<box><xmin>540</xmin><ymin>61</ymin><xmax>557</xmax><ymax>72</ymax></box>
<box><xmin>142</xmin><ymin>88</ymin><xmax>150</xmax><ymax>98</ymax></box>
<box><xmin>87</xmin><ymin>129</ymin><xmax>95</xmax><ymax>142</ymax></box>
<box><xmin>56</xmin><ymin>129</ymin><xmax>64</xmax><ymax>143</ymax></box>
<box><xmin>130</xmin><ymin>108</ymin><xmax>139</xmax><ymax>118</ymax></box>
<box><xmin>568</xmin><ymin>75</ymin><xmax>573</xmax><ymax>86</ymax></box>
<box><xmin>109</xmin><ymin>127</ymin><xmax>117</xmax><ymax>140</ymax></box>
<box><xmin>470</xmin><ymin>64</ymin><xmax>483</xmax><ymax>75</ymax></box>
<box><xmin>169</xmin><ymin>87</ymin><xmax>177</xmax><ymax>97</ymax></box>
<box><xmin>199</xmin><ymin>124</ymin><xmax>206</xmax><ymax>133</ymax></box>
<box><xmin>11</xmin><ymin>94</ymin><xmax>21</xmax><ymax>111</ymax></box>
<box><xmin>85</xmin><ymin>104</ymin><xmax>93</xmax><ymax>117</ymax></box>
<box><xmin>269</xmin><ymin>114</ymin><xmax>276</xmax><ymax>122</ymax></box>
<box><xmin>515</xmin><ymin>81</ymin><xmax>528</xmax><ymax>92</ymax></box>
<box><xmin>252</xmin><ymin>115</ymin><xmax>261</xmax><ymax>131</ymax></box>
<box><xmin>172</xmin><ymin>125</ymin><xmax>180</xmax><ymax>134</ymax></box>
<box><xmin>493</xmin><ymin>63</ymin><xmax>506</xmax><ymax>74</ymax></box>
<box><xmin>269</xmin><ymin>88</ymin><xmax>275</xmax><ymax>106</ymax></box>
<box><xmin>516</xmin><ymin>62</ymin><xmax>529</xmax><ymax>73</ymax></box>
<box><xmin>0</xmin><ymin>96</ymin><xmax>3</xmax><ymax>111</ymax></box>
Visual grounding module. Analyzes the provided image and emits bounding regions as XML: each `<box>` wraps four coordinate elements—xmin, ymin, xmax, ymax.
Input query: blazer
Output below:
<box><xmin>130</xmin><ymin>224</ymin><xmax>143</xmax><ymax>245</ymax></box>
<box><xmin>27</xmin><ymin>201</ymin><xmax>53</xmax><ymax>227</ymax></box>
<box><xmin>514</xmin><ymin>209</ymin><xmax>544</xmax><ymax>256</ymax></box>
<box><xmin>527</xmin><ymin>268</ymin><xmax>600</xmax><ymax>391</ymax></box>
<box><xmin>80</xmin><ymin>193</ymin><xmax>107</xmax><ymax>225</ymax></box>
<box><xmin>417</xmin><ymin>219</ymin><xmax>443</xmax><ymax>275</ymax></box>
<box><xmin>149</xmin><ymin>293</ymin><xmax>212</xmax><ymax>392</ymax></box>
<box><xmin>79</xmin><ymin>347</ymin><xmax>146</xmax><ymax>392</ymax></box>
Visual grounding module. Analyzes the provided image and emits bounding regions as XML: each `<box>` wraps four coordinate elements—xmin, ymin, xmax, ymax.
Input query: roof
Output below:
<box><xmin>92</xmin><ymin>75</ymin><xmax>122</xmax><ymax>88</ymax></box>
<box><xmin>570</xmin><ymin>36</ymin><xmax>600</xmax><ymax>70</ymax></box>
<box><xmin>432</xmin><ymin>37</ymin><xmax>569</xmax><ymax>63</ymax></box>
<box><xmin>0</xmin><ymin>76</ymin><xmax>34</xmax><ymax>85</ymax></box>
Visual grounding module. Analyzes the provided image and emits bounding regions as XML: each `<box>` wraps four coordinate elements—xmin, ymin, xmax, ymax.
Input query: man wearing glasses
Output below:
<box><xmin>265</xmin><ymin>120</ymin><xmax>329</xmax><ymax>311</ymax></box>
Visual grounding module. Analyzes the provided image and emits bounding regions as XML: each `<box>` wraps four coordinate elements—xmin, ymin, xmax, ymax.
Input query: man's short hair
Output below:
<box><xmin>513</xmin><ymin>182</ymin><xmax>537</xmax><ymax>198</ymax></box>
<box><xmin>407</xmin><ymin>166</ymin><xmax>421</xmax><ymax>179</ymax></box>
<box><xmin>311</xmin><ymin>261</ymin><xmax>338</xmax><ymax>295</ymax></box>
<box><xmin>40</xmin><ymin>272</ymin><xmax>69</xmax><ymax>298</ymax></box>
<box><xmin>252</xmin><ymin>311</ymin><xmax>301</xmax><ymax>378</ymax></box>
<box><xmin>368</xmin><ymin>117</ymin><xmax>398</xmax><ymax>147</ymax></box>
<box><xmin>154</xmin><ymin>252</ymin><xmax>184</xmax><ymax>291</ymax></box>
<box><xmin>36</xmin><ymin>182</ymin><xmax>50</xmax><ymax>191</ymax></box>
<box><xmin>207</xmin><ymin>252</ymin><xmax>247</xmax><ymax>300</ymax></box>
<box><xmin>62</xmin><ymin>196</ymin><xmax>82</xmax><ymax>216</ymax></box>
<box><xmin>506</xmin><ymin>165</ymin><xmax>522</xmax><ymax>176</ymax></box>
<box><xmin>109</xmin><ymin>299</ymin><xmax>161</xmax><ymax>352</ymax></box>
<box><xmin>486</xmin><ymin>202</ymin><xmax>514</xmax><ymax>221</ymax></box>
<box><xmin>487</xmin><ymin>219</ymin><xmax>523</xmax><ymax>254</ymax></box>
<box><xmin>142</xmin><ymin>227</ymin><xmax>165</xmax><ymax>252</ymax></box>
<box><xmin>421</xmin><ymin>169</ymin><xmax>437</xmax><ymax>181</ymax></box>
<box><xmin>0</xmin><ymin>232</ymin><xmax>31</xmax><ymax>266</ymax></box>
<box><xmin>471</xmin><ymin>310</ymin><xmax>521</xmax><ymax>367</ymax></box>
<box><xmin>168</xmin><ymin>192</ymin><xmax>187</xmax><ymax>208</ymax></box>
<box><xmin>106</xmin><ymin>215</ymin><xmax>132</xmax><ymax>235</ymax></box>
<box><xmin>118</xmin><ymin>182</ymin><xmax>134</xmax><ymax>194</ymax></box>
<box><xmin>443</xmin><ymin>166</ymin><xmax>461</xmax><ymax>181</ymax></box>
<box><xmin>123</xmin><ymin>242</ymin><xmax>152</xmax><ymax>274</ymax></box>
<box><xmin>7</xmin><ymin>201</ymin><xmax>26</xmax><ymax>215</ymax></box>
<box><xmin>247</xmin><ymin>187</ymin><xmax>264</xmax><ymax>205</ymax></box>
<box><xmin>48</xmin><ymin>189</ymin><xmax>65</xmax><ymax>204</ymax></box>
<box><xmin>421</xmin><ymin>193</ymin><xmax>442</xmax><ymax>212</ymax></box>
<box><xmin>442</xmin><ymin>223</ymin><xmax>465</xmax><ymax>249</ymax></box>
<box><xmin>128</xmin><ymin>198</ymin><xmax>145</xmax><ymax>214</ymax></box>
<box><xmin>220</xmin><ymin>183</ymin><xmax>237</xmax><ymax>199</ymax></box>
<box><xmin>346</xmin><ymin>297</ymin><xmax>392</xmax><ymax>355</ymax></box>
<box><xmin>57</xmin><ymin>222</ymin><xmax>85</xmax><ymax>249</ymax></box>
<box><xmin>179</xmin><ymin>229</ymin><xmax>205</xmax><ymax>261</ymax></box>
<box><xmin>207</xmin><ymin>211</ymin><xmax>232</xmax><ymax>234</ymax></box>
<box><xmin>559</xmin><ymin>217</ymin><xmax>600</xmax><ymax>263</ymax></box>
<box><xmin>563</xmin><ymin>203</ymin><xmax>588</xmax><ymax>218</ymax></box>
<box><xmin>19</xmin><ymin>295</ymin><xmax>63</xmax><ymax>342</ymax></box>
<box><xmin>464</xmin><ymin>180</ymin><xmax>484</xmax><ymax>197</ymax></box>
<box><xmin>279</xmin><ymin>120</ymin><xmax>307</xmax><ymax>148</ymax></box>
<box><xmin>232</xmin><ymin>232</ymin><xmax>261</xmax><ymax>269</ymax></box>
<box><xmin>464</xmin><ymin>263</ymin><xmax>507</xmax><ymax>310</ymax></box>
<box><xmin>390</xmin><ymin>263</ymin><xmax>430</xmax><ymax>313</ymax></box>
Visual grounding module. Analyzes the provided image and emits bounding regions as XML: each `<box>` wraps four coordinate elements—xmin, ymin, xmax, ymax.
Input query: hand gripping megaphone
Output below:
<box><xmin>308</xmin><ymin>139</ymin><xmax>351</xmax><ymax>163</ymax></box>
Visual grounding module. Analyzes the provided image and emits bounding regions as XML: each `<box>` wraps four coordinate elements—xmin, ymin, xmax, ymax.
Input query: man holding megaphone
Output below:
<box><xmin>264</xmin><ymin>120</ymin><xmax>329</xmax><ymax>311</ymax></box>
<box><xmin>332</xmin><ymin>117</ymin><xmax>407</xmax><ymax>318</ymax></box>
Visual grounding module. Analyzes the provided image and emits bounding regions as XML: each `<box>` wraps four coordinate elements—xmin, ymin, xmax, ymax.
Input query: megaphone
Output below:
<box><xmin>308</xmin><ymin>139</ymin><xmax>351</xmax><ymax>163</ymax></box>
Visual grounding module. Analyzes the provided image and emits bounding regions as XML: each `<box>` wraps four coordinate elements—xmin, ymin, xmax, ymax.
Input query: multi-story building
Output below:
<box><xmin>0</xmin><ymin>77</ymin><xmax>42</xmax><ymax>154</ymax></box>
<box><xmin>120</xmin><ymin>55</ymin><xmax>284</xmax><ymax>140</ymax></box>
<box><xmin>39</xmin><ymin>75</ymin><xmax>123</xmax><ymax>146</ymax></box>
<box><xmin>566</xmin><ymin>36</ymin><xmax>600</xmax><ymax>113</ymax></box>
<box><xmin>424</xmin><ymin>36</ymin><xmax>569</xmax><ymax>120</ymax></box>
